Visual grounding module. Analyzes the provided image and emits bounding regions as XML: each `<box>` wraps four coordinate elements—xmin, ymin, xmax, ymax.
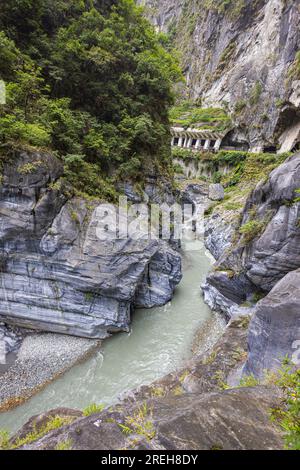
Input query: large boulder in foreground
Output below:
<box><xmin>244</xmin><ymin>269</ymin><xmax>300</xmax><ymax>378</ymax></box>
<box><xmin>18</xmin><ymin>386</ymin><xmax>283</xmax><ymax>450</ymax></box>
<box><xmin>0</xmin><ymin>150</ymin><xmax>182</xmax><ymax>339</ymax></box>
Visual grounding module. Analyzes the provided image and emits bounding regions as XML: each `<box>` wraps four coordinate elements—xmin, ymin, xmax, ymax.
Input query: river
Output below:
<box><xmin>0</xmin><ymin>238</ymin><xmax>223</xmax><ymax>434</ymax></box>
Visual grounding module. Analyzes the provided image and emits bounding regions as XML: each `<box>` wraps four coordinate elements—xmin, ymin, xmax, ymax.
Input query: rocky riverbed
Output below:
<box><xmin>0</xmin><ymin>329</ymin><xmax>100</xmax><ymax>411</ymax></box>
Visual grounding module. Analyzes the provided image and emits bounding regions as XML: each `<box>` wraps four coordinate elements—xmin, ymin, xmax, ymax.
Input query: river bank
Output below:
<box><xmin>5</xmin><ymin>315</ymin><xmax>284</xmax><ymax>450</ymax></box>
<box><xmin>0</xmin><ymin>238</ymin><xmax>225</xmax><ymax>434</ymax></box>
<box><xmin>0</xmin><ymin>332</ymin><xmax>101</xmax><ymax>412</ymax></box>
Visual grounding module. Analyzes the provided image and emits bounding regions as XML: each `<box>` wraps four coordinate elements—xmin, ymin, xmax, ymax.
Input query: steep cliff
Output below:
<box><xmin>139</xmin><ymin>0</ymin><xmax>300</xmax><ymax>151</ymax></box>
<box><xmin>0</xmin><ymin>149</ymin><xmax>182</xmax><ymax>339</ymax></box>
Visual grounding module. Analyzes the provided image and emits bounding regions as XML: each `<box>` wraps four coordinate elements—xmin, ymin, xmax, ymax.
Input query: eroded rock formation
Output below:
<box><xmin>203</xmin><ymin>153</ymin><xmax>300</xmax><ymax>319</ymax></box>
<box><xmin>0</xmin><ymin>150</ymin><xmax>182</xmax><ymax>339</ymax></box>
<box><xmin>245</xmin><ymin>269</ymin><xmax>300</xmax><ymax>377</ymax></box>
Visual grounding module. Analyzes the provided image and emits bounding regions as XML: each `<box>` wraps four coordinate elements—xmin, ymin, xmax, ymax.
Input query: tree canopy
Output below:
<box><xmin>0</xmin><ymin>0</ymin><xmax>181</xmax><ymax>196</ymax></box>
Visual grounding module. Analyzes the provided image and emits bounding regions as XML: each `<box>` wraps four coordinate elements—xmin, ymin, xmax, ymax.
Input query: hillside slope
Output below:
<box><xmin>138</xmin><ymin>0</ymin><xmax>300</xmax><ymax>152</ymax></box>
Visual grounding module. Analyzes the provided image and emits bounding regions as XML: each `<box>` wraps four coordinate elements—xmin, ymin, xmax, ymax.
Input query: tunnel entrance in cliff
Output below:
<box><xmin>221</xmin><ymin>130</ymin><xmax>250</xmax><ymax>152</ymax></box>
<box><xmin>275</xmin><ymin>106</ymin><xmax>300</xmax><ymax>153</ymax></box>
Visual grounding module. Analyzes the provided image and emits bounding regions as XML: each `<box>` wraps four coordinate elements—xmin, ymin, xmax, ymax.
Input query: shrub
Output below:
<box><xmin>0</xmin><ymin>430</ymin><xmax>10</xmax><ymax>450</ymax></box>
<box><xmin>55</xmin><ymin>439</ymin><xmax>73</xmax><ymax>451</ymax></box>
<box><xmin>239</xmin><ymin>220</ymin><xmax>265</xmax><ymax>243</ymax></box>
<box><xmin>212</xmin><ymin>171</ymin><xmax>222</xmax><ymax>183</ymax></box>
<box><xmin>249</xmin><ymin>81</ymin><xmax>263</xmax><ymax>106</ymax></box>
<box><xmin>238</xmin><ymin>374</ymin><xmax>260</xmax><ymax>388</ymax></box>
<box><xmin>1</xmin><ymin>415</ymin><xmax>75</xmax><ymax>449</ymax></box>
<box><xmin>235</xmin><ymin>99</ymin><xmax>247</xmax><ymax>113</ymax></box>
<box><xmin>83</xmin><ymin>403</ymin><xmax>105</xmax><ymax>417</ymax></box>
<box><xmin>271</xmin><ymin>364</ymin><xmax>300</xmax><ymax>450</ymax></box>
<box><xmin>288</xmin><ymin>51</ymin><xmax>300</xmax><ymax>81</ymax></box>
<box><xmin>169</xmin><ymin>102</ymin><xmax>231</xmax><ymax>131</ymax></box>
<box><xmin>119</xmin><ymin>403</ymin><xmax>156</xmax><ymax>442</ymax></box>
<box><xmin>215</xmin><ymin>150</ymin><xmax>248</xmax><ymax>166</ymax></box>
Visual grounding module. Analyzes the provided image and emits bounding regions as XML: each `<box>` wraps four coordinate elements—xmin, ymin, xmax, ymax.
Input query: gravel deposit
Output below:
<box><xmin>0</xmin><ymin>332</ymin><xmax>100</xmax><ymax>411</ymax></box>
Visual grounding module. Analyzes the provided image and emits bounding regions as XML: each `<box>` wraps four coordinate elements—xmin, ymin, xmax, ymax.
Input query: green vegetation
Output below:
<box><xmin>213</xmin><ymin>370</ymin><xmax>230</xmax><ymax>390</ymax></box>
<box><xmin>223</xmin><ymin>201</ymin><xmax>243</xmax><ymax>211</ymax></box>
<box><xmin>219</xmin><ymin>151</ymin><xmax>291</xmax><ymax>188</ymax></box>
<box><xmin>82</xmin><ymin>403</ymin><xmax>105</xmax><ymax>417</ymax></box>
<box><xmin>169</xmin><ymin>101</ymin><xmax>231</xmax><ymax>131</ymax></box>
<box><xmin>239</xmin><ymin>220</ymin><xmax>266</xmax><ymax>244</ymax></box>
<box><xmin>18</xmin><ymin>161</ymin><xmax>44</xmax><ymax>174</ymax></box>
<box><xmin>288</xmin><ymin>51</ymin><xmax>300</xmax><ymax>81</ymax></box>
<box><xmin>172</xmin><ymin>148</ymin><xmax>291</xmax><ymax>187</ymax></box>
<box><xmin>232</xmin><ymin>360</ymin><xmax>300</xmax><ymax>450</ymax></box>
<box><xmin>55</xmin><ymin>439</ymin><xmax>73</xmax><ymax>450</ymax></box>
<box><xmin>249</xmin><ymin>81</ymin><xmax>263</xmax><ymax>106</ymax></box>
<box><xmin>238</xmin><ymin>374</ymin><xmax>260</xmax><ymax>388</ymax></box>
<box><xmin>293</xmin><ymin>189</ymin><xmax>300</xmax><ymax>204</ymax></box>
<box><xmin>213</xmin><ymin>41</ymin><xmax>237</xmax><ymax>80</ymax></box>
<box><xmin>0</xmin><ymin>0</ymin><xmax>181</xmax><ymax>197</ymax></box>
<box><xmin>150</xmin><ymin>386</ymin><xmax>166</xmax><ymax>398</ymax></box>
<box><xmin>172</xmin><ymin>147</ymin><xmax>199</xmax><ymax>161</ymax></box>
<box><xmin>172</xmin><ymin>162</ymin><xmax>184</xmax><ymax>174</ymax></box>
<box><xmin>234</xmin><ymin>99</ymin><xmax>247</xmax><ymax>113</ymax></box>
<box><xmin>119</xmin><ymin>402</ymin><xmax>156</xmax><ymax>441</ymax></box>
<box><xmin>203</xmin><ymin>0</ymin><xmax>246</xmax><ymax>19</ymax></box>
<box><xmin>271</xmin><ymin>363</ymin><xmax>300</xmax><ymax>450</ymax></box>
<box><xmin>0</xmin><ymin>415</ymin><xmax>75</xmax><ymax>450</ymax></box>
<box><xmin>0</xmin><ymin>430</ymin><xmax>10</xmax><ymax>450</ymax></box>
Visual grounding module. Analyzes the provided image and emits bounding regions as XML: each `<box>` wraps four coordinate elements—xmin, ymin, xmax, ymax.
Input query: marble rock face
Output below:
<box><xmin>244</xmin><ymin>269</ymin><xmax>300</xmax><ymax>378</ymax></box>
<box><xmin>203</xmin><ymin>154</ymin><xmax>300</xmax><ymax>317</ymax></box>
<box><xmin>0</xmin><ymin>151</ymin><xmax>182</xmax><ymax>339</ymax></box>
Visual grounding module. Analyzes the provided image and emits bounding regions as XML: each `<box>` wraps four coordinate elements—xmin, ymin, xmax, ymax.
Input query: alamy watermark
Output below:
<box><xmin>0</xmin><ymin>80</ymin><xmax>6</xmax><ymax>105</ymax></box>
<box><xmin>93</xmin><ymin>196</ymin><xmax>205</xmax><ymax>243</ymax></box>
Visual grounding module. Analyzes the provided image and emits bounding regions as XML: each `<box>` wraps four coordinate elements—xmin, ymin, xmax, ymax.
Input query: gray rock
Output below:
<box><xmin>10</xmin><ymin>407</ymin><xmax>83</xmax><ymax>446</ymax></box>
<box><xmin>203</xmin><ymin>154</ymin><xmax>300</xmax><ymax>316</ymax></box>
<box><xmin>201</xmin><ymin>281</ymin><xmax>255</xmax><ymax>319</ymax></box>
<box><xmin>243</xmin><ymin>154</ymin><xmax>300</xmax><ymax>291</ymax></box>
<box><xmin>0</xmin><ymin>150</ymin><xmax>182</xmax><ymax>339</ymax></box>
<box><xmin>0</xmin><ymin>324</ymin><xmax>22</xmax><ymax>356</ymax></box>
<box><xmin>204</xmin><ymin>212</ymin><xmax>236</xmax><ymax>260</ymax></box>
<box><xmin>244</xmin><ymin>269</ymin><xmax>300</xmax><ymax>378</ymax></box>
<box><xmin>19</xmin><ymin>386</ymin><xmax>283</xmax><ymax>450</ymax></box>
<box><xmin>209</xmin><ymin>184</ymin><xmax>225</xmax><ymax>201</ymax></box>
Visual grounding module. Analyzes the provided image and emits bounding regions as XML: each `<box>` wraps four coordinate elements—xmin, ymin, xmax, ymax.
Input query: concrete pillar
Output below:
<box><xmin>178</xmin><ymin>137</ymin><xmax>183</xmax><ymax>147</ymax></box>
<box><xmin>251</xmin><ymin>146</ymin><xmax>263</xmax><ymax>153</ymax></box>
<box><xmin>214</xmin><ymin>139</ymin><xmax>222</xmax><ymax>151</ymax></box>
<box><xmin>195</xmin><ymin>139</ymin><xmax>201</xmax><ymax>149</ymax></box>
<box><xmin>204</xmin><ymin>139</ymin><xmax>210</xmax><ymax>150</ymax></box>
<box><xmin>187</xmin><ymin>138</ymin><xmax>193</xmax><ymax>148</ymax></box>
<box><xmin>171</xmin><ymin>137</ymin><xmax>175</xmax><ymax>146</ymax></box>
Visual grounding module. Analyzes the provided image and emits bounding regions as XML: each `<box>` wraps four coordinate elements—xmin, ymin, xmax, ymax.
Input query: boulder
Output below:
<box><xmin>209</xmin><ymin>184</ymin><xmax>225</xmax><ymax>201</ymax></box>
<box><xmin>19</xmin><ymin>386</ymin><xmax>283</xmax><ymax>450</ymax></box>
<box><xmin>244</xmin><ymin>269</ymin><xmax>300</xmax><ymax>378</ymax></box>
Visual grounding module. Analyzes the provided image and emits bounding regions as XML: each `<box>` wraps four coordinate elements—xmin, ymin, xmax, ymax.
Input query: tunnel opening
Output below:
<box><xmin>221</xmin><ymin>130</ymin><xmax>250</xmax><ymax>151</ymax></box>
<box><xmin>291</xmin><ymin>142</ymin><xmax>300</xmax><ymax>153</ymax></box>
<box><xmin>263</xmin><ymin>145</ymin><xmax>277</xmax><ymax>153</ymax></box>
